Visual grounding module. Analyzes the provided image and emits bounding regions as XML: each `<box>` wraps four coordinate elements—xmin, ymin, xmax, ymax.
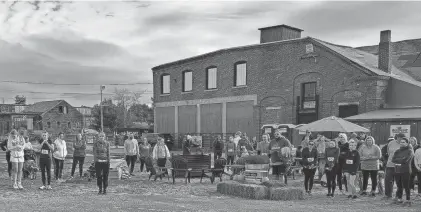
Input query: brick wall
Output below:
<box><xmin>152</xmin><ymin>38</ymin><xmax>385</xmax><ymax>136</ymax></box>
<box><xmin>41</xmin><ymin>101</ymin><xmax>83</xmax><ymax>137</ymax></box>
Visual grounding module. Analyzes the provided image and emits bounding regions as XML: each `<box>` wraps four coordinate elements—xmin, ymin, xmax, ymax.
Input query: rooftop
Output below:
<box><xmin>258</xmin><ymin>24</ymin><xmax>304</xmax><ymax>32</ymax></box>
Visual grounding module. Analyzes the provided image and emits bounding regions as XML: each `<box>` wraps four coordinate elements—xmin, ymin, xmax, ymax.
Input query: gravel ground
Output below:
<box><xmin>1</xmin><ymin>167</ymin><xmax>420</xmax><ymax>212</ymax></box>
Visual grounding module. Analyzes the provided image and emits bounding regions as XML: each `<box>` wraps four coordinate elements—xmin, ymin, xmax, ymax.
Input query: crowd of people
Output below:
<box><xmin>1</xmin><ymin>127</ymin><xmax>421</xmax><ymax>207</ymax></box>
<box><xmin>0</xmin><ymin>129</ymin><xmax>175</xmax><ymax>195</ymax></box>
<box><xmin>294</xmin><ymin>130</ymin><xmax>419</xmax><ymax>206</ymax></box>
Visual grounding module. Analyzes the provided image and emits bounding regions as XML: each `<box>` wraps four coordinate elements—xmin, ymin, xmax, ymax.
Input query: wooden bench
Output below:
<box><xmin>170</xmin><ymin>154</ymin><xmax>212</xmax><ymax>184</ymax></box>
<box><xmin>244</xmin><ymin>164</ymin><xmax>269</xmax><ymax>181</ymax></box>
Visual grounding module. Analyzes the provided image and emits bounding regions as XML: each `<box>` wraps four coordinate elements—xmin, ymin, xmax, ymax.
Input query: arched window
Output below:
<box><xmin>160</xmin><ymin>74</ymin><xmax>170</xmax><ymax>94</ymax></box>
<box><xmin>206</xmin><ymin>66</ymin><xmax>217</xmax><ymax>90</ymax></box>
<box><xmin>234</xmin><ymin>61</ymin><xmax>247</xmax><ymax>87</ymax></box>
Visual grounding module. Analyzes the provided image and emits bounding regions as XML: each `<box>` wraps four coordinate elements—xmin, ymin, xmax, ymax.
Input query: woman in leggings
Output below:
<box><xmin>325</xmin><ymin>139</ymin><xmax>340</xmax><ymax>197</ymax></box>
<box><xmin>392</xmin><ymin>137</ymin><xmax>414</xmax><ymax>206</ymax></box>
<box><xmin>301</xmin><ymin>139</ymin><xmax>318</xmax><ymax>195</ymax></box>
<box><xmin>53</xmin><ymin>132</ymin><xmax>67</xmax><ymax>182</ymax></box>
<box><xmin>337</xmin><ymin>133</ymin><xmax>349</xmax><ymax>194</ymax></box>
<box><xmin>359</xmin><ymin>136</ymin><xmax>381</xmax><ymax>196</ymax></box>
<box><xmin>39</xmin><ymin>131</ymin><xmax>54</xmax><ymax>190</ymax></box>
<box><xmin>94</xmin><ymin>132</ymin><xmax>110</xmax><ymax>195</ymax></box>
<box><xmin>70</xmin><ymin>133</ymin><xmax>86</xmax><ymax>179</ymax></box>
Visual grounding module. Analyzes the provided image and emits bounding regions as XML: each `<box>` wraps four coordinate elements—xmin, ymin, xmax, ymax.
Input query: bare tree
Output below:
<box><xmin>113</xmin><ymin>88</ymin><xmax>144</xmax><ymax>127</ymax></box>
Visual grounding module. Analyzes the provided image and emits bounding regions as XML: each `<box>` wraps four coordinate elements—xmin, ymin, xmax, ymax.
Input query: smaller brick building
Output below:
<box><xmin>22</xmin><ymin>100</ymin><xmax>84</xmax><ymax>136</ymax></box>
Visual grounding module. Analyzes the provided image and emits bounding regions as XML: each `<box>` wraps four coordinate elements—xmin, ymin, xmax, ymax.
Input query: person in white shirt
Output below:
<box><xmin>7</xmin><ymin>129</ymin><xmax>25</xmax><ymax>189</ymax></box>
<box><xmin>233</xmin><ymin>131</ymin><xmax>242</xmax><ymax>146</ymax></box>
<box><xmin>53</xmin><ymin>132</ymin><xmax>67</xmax><ymax>182</ymax></box>
<box><xmin>152</xmin><ymin>137</ymin><xmax>171</xmax><ymax>168</ymax></box>
<box><xmin>124</xmin><ymin>133</ymin><xmax>139</xmax><ymax>176</ymax></box>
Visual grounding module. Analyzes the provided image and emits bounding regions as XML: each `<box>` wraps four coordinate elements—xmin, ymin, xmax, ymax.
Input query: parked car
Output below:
<box><xmin>143</xmin><ymin>133</ymin><xmax>175</xmax><ymax>150</ymax></box>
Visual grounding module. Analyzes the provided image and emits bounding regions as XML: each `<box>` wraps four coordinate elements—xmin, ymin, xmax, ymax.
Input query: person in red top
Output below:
<box><xmin>301</xmin><ymin>139</ymin><xmax>318</xmax><ymax>195</ymax></box>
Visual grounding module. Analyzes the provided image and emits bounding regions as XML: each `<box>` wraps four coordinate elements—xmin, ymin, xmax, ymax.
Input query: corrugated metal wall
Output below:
<box><xmin>178</xmin><ymin>105</ymin><xmax>197</xmax><ymax>133</ymax></box>
<box><xmin>200</xmin><ymin>103</ymin><xmax>222</xmax><ymax>133</ymax></box>
<box><xmin>226</xmin><ymin>101</ymin><xmax>255</xmax><ymax>137</ymax></box>
<box><xmin>155</xmin><ymin>107</ymin><xmax>175</xmax><ymax>133</ymax></box>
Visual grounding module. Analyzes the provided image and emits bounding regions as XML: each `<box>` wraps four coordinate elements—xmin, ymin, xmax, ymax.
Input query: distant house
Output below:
<box><xmin>75</xmin><ymin>106</ymin><xmax>94</xmax><ymax>129</ymax></box>
<box><xmin>0</xmin><ymin>104</ymin><xmax>38</xmax><ymax>136</ymax></box>
<box><xmin>21</xmin><ymin>100</ymin><xmax>84</xmax><ymax>136</ymax></box>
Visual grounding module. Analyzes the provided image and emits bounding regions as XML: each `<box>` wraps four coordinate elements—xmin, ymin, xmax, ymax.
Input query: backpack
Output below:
<box><xmin>215</xmin><ymin>140</ymin><xmax>223</xmax><ymax>150</ymax></box>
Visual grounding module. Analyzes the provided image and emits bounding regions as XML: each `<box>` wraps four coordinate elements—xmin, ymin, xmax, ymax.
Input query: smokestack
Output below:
<box><xmin>378</xmin><ymin>30</ymin><xmax>392</xmax><ymax>73</ymax></box>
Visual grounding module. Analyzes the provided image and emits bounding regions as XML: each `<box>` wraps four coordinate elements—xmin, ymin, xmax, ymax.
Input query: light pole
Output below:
<box><xmin>100</xmin><ymin>85</ymin><xmax>105</xmax><ymax>132</ymax></box>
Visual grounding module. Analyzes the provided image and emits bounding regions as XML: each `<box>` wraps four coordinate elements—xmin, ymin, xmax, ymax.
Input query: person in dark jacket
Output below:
<box><xmin>392</xmin><ymin>137</ymin><xmax>414</xmax><ymax>206</ymax></box>
<box><xmin>0</xmin><ymin>138</ymin><xmax>12</xmax><ymax>178</ymax></box>
<box><xmin>408</xmin><ymin>137</ymin><xmax>420</xmax><ymax>194</ymax></box>
<box><xmin>342</xmin><ymin>140</ymin><xmax>360</xmax><ymax>199</ymax></box>
<box><xmin>70</xmin><ymin>133</ymin><xmax>87</xmax><ymax>179</ymax></box>
<box><xmin>337</xmin><ymin>133</ymin><xmax>349</xmax><ymax>194</ymax></box>
<box><xmin>301</xmin><ymin>140</ymin><xmax>318</xmax><ymax>195</ymax></box>
<box><xmin>325</xmin><ymin>140</ymin><xmax>340</xmax><ymax>197</ymax></box>
<box><xmin>213</xmin><ymin>135</ymin><xmax>224</xmax><ymax>161</ymax></box>
<box><xmin>268</xmin><ymin>130</ymin><xmax>292</xmax><ymax>181</ymax></box>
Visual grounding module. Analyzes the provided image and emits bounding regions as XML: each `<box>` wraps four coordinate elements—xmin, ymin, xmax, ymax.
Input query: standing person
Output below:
<box><xmin>414</xmin><ymin>140</ymin><xmax>421</xmax><ymax>198</ymax></box>
<box><xmin>301</xmin><ymin>130</ymin><xmax>314</xmax><ymax>149</ymax></box>
<box><xmin>53</xmin><ymin>132</ymin><xmax>67</xmax><ymax>182</ymax></box>
<box><xmin>325</xmin><ymin>140</ymin><xmax>340</xmax><ymax>197</ymax></box>
<box><xmin>233</xmin><ymin>132</ymin><xmax>241</xmax><ymax>147</ymax></box>
<box><xmin>359</xmin><ymin>136</ymin><xmax>381</xmax><ymax>196</ymax></box>
<box><xmin>257</xmin><ymin>134</ymin><xmax>270</xmax><ymax>156</ymax></box>
<box><xmin>268</xmin><ymin>130</ymin><xmax>292</xmax><ymax>181</ymax></box>
<box><xmin>183</xmin><ymin>135</ymin><xmax>191</xmax><ymax>155</ymax></box>
<box><xmin>213</xmin><ymin>135</ymin><xmax>224</xmax><ymax>161</ymax></box>
<box><xmin>301</xmin><ymin>139</ymin><xmax>318</xmax><ymax>195</ymax></box>
<box><xmin>70</xmin><ymin>133</ymin><xmax>86</xmax><ymax>179</ymax></box>
<box><xmin>315</xmin><ymin>135</ymin><xmax>327</xmax><ymax>181</ymax></box>
<box><xmin>93</xmin><ymin>132</ymin><xmax>110</xmax><ymax>195</ymax></box>
<box><xmin>1</xmin><ymin>138</ymin><xmax>12</xmax><ymax>179</ymax></box>
<box><xmin>343</xmin><ymin>140</ymin><xmax>360</xmax><ymax>199</ymax></box>
<box><xmin>38</xmin><ymin>131</ymin><xmax>54</xmax><ymax>190</ymax></box>
<box><xmin>392</xmin><ymin>137</ymin><xmax>414</xmax><ymax>206</ymax></box>
<box><xmin>152</xmin><ymin>137</ymin><xmax>171</xmax><ymax>168</ymax></box>
<box><xmin>7</xmin><ymin>129</ymin><xmax>25</xmax><ymax>189</ymax></box>
<box><xmin>237</xmin><ymin>134</ymin><xmax>253</xmax><ymax>157</ymax></box>
<box><xmin>124</xmin><ymin>133</ymin><xmax>139</xmax><ymax>176</ymax></box>
<box><xmin>138</xmin><ymin>137</ymin><xmax>151</xmax><ymax>173</ymax></box>
<box><xmin>225</xmin><ymin>136</ymin><xmax>236</xmax><ymax>168</ymax></box>
<box><xmin>337</xmin><ymin>133</ymin><xmax>349</xmax><ymax>194</ymax></box>
<box><xmin>409</xmin><ymin>137</ymin><xmax>420</xmax><ymax>195</ymax></box>
<box><xmin>383</xmin><ymin>133</ymin><xmax>405</xmax><ymax>200</ymax></box>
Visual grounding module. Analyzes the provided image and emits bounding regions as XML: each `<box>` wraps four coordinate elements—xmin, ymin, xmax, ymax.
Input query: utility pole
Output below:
<box><xmin>100</xmin><ymin>85</ymin><xmax>105</xmax><ymax>132</ymax></box>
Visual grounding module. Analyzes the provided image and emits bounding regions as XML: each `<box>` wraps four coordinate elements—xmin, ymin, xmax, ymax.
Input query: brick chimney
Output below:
<box><xmin>258</xmin><ymin>24</ymin><xmax>303</xmax><ymax>44</ymax></box>
<box><xmin>378</xmin><ymin>30</ymin><xmax>392</xmax><ymax>73</ymax></box>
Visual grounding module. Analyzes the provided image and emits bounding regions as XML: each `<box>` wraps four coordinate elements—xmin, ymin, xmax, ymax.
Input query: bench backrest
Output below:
<box><xmin>245</xmin><ymin>164</ymin><xmax>270</xmax><ymax>171</ymax></box>
<box><xmin>171</xmin><ymin>154</ymin><xmax>212</xmax><ymax>177</ymax></box>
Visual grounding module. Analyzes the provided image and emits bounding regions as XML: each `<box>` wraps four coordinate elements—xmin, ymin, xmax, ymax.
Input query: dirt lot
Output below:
<box><xmin>0</xmin><ymin>163</ymin><xmax>420</xmax><ymax>212</ymax></box>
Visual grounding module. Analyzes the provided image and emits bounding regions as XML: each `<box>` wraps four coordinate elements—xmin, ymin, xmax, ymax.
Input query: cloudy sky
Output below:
<box><xmin>0</xmin><ymin>1</ymin><xmax>421</xmax><ymax>107</ymax></box>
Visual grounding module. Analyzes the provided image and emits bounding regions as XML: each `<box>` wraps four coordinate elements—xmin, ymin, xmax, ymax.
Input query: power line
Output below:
<box><xmin>0</xmin><ymin>89</ymin><xmax>153</xmax><ymax>95</ymax></box>
<box><xmin>0</xmin><ymin>80</ymin><xmax>153</xmax><ymax>86</ymax></box>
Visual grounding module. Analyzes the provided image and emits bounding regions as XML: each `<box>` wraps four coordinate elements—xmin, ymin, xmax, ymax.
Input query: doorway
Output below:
<box><xmin>338</xmin><ymin>104</ymin><xmax>359</xmax><ymax>118</ymax></box>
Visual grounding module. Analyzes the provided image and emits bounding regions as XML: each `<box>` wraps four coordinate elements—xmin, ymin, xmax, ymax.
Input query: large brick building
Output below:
<box><xmin>152</xmin><ymin>24</ymin><xmax>421</xmax><ymax>139</ymax></box>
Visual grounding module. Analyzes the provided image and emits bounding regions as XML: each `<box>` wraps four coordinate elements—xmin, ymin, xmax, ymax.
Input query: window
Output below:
<box><xmin>68</xmin><ymin>122</ymin><xmax>71</xmax><ymax>128</ymax></box>
<box><xmin>47</xmin><ymin>122</ymin><xmax>51</xmax><ymax>128</ymax></box>
<box><xmin>64</xmin><ymin>106</ymin><xmax>68</xmax><ymax>114</ymax></box>
<box><xmin>234</xmin><ymin>62</ymin><xmax>247</xmax><ymax>86</ymax></box>
<box><xmin>339</xmin><ymin>105</ymin><xmax>359</xmax><ymax>118</ymax></box>
<box><xmin>301</xmin><ymin>82</ymin><xmax>317</xmax><ymax>109</ymax></box>
<box><xmin>59</xmin><ymin>106</ymin><xmax>63</xmax><ymax>113</ymax></box>
<box><xmin>161</xmin><ymin>74</ymin><xmax>170</xmax><ymax>94</ymax></box>
<box><xmin>182</xmin><ymin>71</ymin><xmax>193</xmax><ymax>92</ymax></box>
<box><xmin>206</xmin><ymin>67</ymin><xmax>217</xmax><ymax>89</ymax></box>
<box><xmin>57</xmin><ymin>121</ymin><xmax>60</xmax><ymax>128</ymax></box>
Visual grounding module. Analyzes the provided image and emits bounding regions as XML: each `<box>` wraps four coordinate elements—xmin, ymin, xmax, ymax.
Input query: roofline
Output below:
<box><xmin>346</xmin><ymin>117</ymin><xmax>421</xmax><ymax>122</ymax></box>
<box><xmin>0</xmin><ymin>112</ymin><xmax>41</xmax><ymax>115</ymax></box>
<box><xmin>258</xmin><ymin>24</ymin><xmax>304</xmax><ymax>32</ymax></box>
<box><xmin>40</xmin><ymin>100</ymin><xmax>64</xmax><ymax>116</ymax></box>
<box><xmin>152</xmin><ymin>37</ymin><xmax>310</xmax><ymax>71</ymax></box>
